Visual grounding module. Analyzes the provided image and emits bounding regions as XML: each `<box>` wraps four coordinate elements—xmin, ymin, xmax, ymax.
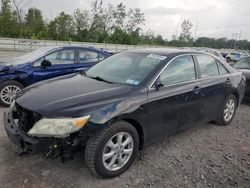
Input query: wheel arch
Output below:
<box><xmin>12</xmin><ymin>78</ymin><xmax>25</xmax><ymax>87</ymax></box>
<box><xmin>106</xmin><ymin>117</ymin><xmax>145</xmax><ymax>150</ymax></box>
<box><xmin>121</xmin><ymin>118</ymin><xmax>144</xmax><ymax>150</ymax></box>
<box><xmin>232</xmin><ymin>91</ymin><xmax>240</xmax><ymax>107</ymax></box>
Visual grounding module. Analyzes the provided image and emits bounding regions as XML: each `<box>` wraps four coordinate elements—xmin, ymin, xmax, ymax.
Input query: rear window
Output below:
<box><xmin>196</xmin><ymin>55</ymin><xmax>219</xmax><ymax>78</ymax></box>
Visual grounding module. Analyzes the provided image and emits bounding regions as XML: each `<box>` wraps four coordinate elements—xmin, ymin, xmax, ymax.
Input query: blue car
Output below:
<box><xmin>0</xmin><ymin>46</ymin><xmax>112</xmax><ymax>106</ymax></box>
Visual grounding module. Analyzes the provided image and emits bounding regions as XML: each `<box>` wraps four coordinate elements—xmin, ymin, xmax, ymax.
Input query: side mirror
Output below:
<box><xmin>154</xmin><ymin>79</ymin><xmax>164</xmax><ymax>91</ymax></box>
<box><xmin>41</xmin><ymin>60</ymin><xmax>52</xmax><ymax>69</ymax></box>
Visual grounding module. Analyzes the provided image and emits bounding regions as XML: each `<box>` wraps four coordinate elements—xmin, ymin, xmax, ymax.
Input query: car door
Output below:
<box><xmin>146</xmin><ymin>55</ymin><xmax>203</xmax><ymax>142</ymax></box>
<box><xmin>74</xmin><ymin>49</ymin><xmax>106</xmax><ymax>71</ymax></box>
<box><xmin>32</xmin><ymin>48</ymin><xmax>79</xmax><ymax>83</ymax></box>
<box><xmin>194</xmin><ymin>54</ymin><xmax>231</xmax><ymax>121</ymax></box>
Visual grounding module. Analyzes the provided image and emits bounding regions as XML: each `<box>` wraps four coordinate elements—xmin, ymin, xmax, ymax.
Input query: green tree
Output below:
<box><xmin>125</xmin><ymin>8</ymin><xmax>145</xmax><ymax>44</ymax></box>
<box><xmin>179</xmin><ymin>19</ymin><xmax>193</xmax><ymax>46</ymax></box>
<box><xmin>73</xmin><ymin>8</ymin><xmax>89</xmax><ymax>41</ymax></box>
<box><xmin>0</xmin><ymin>0</ymin><xmax>19</xmax><ymax>37</ymax></box>
<box><xmin>88</xmin><ymin>0</ymin><xmax>112</xmax><ymax>42</ymax></box>
<box><xmin>112</xmin><ymin>3</ymin><xmax>126</xmax><ymax>30</ymax></box>
<box><xmin>48</xmin><ymin>12</ymin><xmax>75</xmax><ymax>41</ymax></box>
<box><xmin>24</xmin><ymin>8</ymin><xmax>45</xmax><ymax>38</ymax></box>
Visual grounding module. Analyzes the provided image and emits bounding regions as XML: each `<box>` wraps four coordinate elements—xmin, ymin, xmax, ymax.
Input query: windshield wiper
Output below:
<box><xmin>89</xmin><ymin>76</ymin><xmax>113</xmax><ymax>84</ymax></box>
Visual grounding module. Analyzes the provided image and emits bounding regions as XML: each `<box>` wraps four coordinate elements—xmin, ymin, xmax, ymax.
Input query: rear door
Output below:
<box><xmin>147</xmin><ymin>55</ymin><xmax>203</xmax><ymax>142</ymax></box>
<box><xmin>194</xmin><ymin>54</ymin><xmax>231</xmax><ymax>121</ymax></box>
<box><xmin>74</xmin><ymin>49</ymin><xmax>107</xmax><ymax>71</ymax></box>
<box><xmin>32</xmin><ymin>48</ymin><xmax>79</xmax><ymax>83</ymax></box>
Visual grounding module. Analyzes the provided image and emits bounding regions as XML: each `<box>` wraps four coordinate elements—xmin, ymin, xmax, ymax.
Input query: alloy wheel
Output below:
<box><xmin>0</xmin><ymin>85</ymin><xmax>21</xmax><ymax>105</ymax></box>
<box><xmin>102</xmin><ymin>132</ymin><xmax>134</xmax><ymax>171</ymax></box>
<box><xmin>223</xmin><ymin>99</ymin><xmax>235</xmax><ymax>122</ymax></box>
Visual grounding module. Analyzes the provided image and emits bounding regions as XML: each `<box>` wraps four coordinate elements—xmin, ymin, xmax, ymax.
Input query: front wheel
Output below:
<box><xmin>0</xmin><ymin>80</ymin><xmax>23</xmax><ymax>107</ymax></box>
<box><xmin>215</xmin><ymin>95</ymin><xmax>237</xmax><ymax>125</ymax></box>
<box><xmin>85</xmin><ymin>121</ymin><xmax>139</xmax><ymax>178</ymax></box>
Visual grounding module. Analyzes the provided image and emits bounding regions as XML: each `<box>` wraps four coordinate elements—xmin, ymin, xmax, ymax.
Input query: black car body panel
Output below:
<box><xmin>4</xmin><ymin>49</ymin><xmax>246</xmax><ymax>156</ymax></box>
<box><xmin>232</xmin><ymin>57</ymin><xmax>250</xmax><ymax>99</ymax></box>
<box><xmin>237</xmin><ymin>69</ymin><xmax>250</xmax><ymax>98</ymax></box>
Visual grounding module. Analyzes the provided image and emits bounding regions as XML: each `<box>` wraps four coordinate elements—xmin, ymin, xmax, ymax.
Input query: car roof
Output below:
<box><xmin>42</xmin><ymin>45</ymin><xmax>110</xmax><ymax>53</ymax></box>
<box><xmin>126</xmin><ymin>48</ymin><xmax>201</xmax><ymax>56</ymax></box>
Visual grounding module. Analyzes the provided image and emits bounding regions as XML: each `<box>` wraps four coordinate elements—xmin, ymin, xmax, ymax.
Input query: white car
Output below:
<box><xmin>226</xmin><ymin>52</ymin><xmax>248</xmax><ymax>62</ymax></box>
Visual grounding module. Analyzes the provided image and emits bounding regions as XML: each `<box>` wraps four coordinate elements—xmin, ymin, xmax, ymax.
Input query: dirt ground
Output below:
<box><xmin>0</xmin><ymin>51</ymin><xmax>249</xmax><ymax>188</ymax></box>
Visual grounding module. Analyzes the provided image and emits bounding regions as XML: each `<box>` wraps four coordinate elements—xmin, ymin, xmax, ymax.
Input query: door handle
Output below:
<box><xmin>193</xmin><ymin>86</ymin><xmax>201</xmax><ymax>94</ymax></box>
<box><xmin>226</xmin><ymin>78</ymin><xmax>231</xmax><ymax>85</ymax></box>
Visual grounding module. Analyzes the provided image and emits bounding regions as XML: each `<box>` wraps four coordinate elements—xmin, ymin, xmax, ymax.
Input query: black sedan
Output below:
<box><xmin>233</xmin><ymin>57</ymin><xmax>250</xmax><ymax>99</ymax></box>
<box><xmin>4</xmin><ymin>49</ymin><xmax>245</xmax><ymax>178</ymax></box>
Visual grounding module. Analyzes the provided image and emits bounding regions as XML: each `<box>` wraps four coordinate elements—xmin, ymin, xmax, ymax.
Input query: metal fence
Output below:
<box><xmin>0</xmin><ymin>37</ymin><xmax>165</xmax><ymax>53</ymax></box>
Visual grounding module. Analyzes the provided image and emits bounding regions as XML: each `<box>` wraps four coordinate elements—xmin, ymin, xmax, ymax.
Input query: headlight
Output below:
<box><xmin>28</xmin><ymin>115</ymin><xmax>91</xmax><ymax>138</ymax></box>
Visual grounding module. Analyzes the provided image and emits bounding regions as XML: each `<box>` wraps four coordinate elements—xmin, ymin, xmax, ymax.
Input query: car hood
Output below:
<box><xmin>0</xmin><ymin>63</ymin><xmax>28</xmax><ymax>73</ymax></box>
<box><xmin>0</xmin><ymin>64</ymin><xmax>9</xmax><ymax>72</ymax></box>
<box><xmin>16</xmin><ymin>74</ymin><xmax>133</xmax><ymax>117</ymax></box>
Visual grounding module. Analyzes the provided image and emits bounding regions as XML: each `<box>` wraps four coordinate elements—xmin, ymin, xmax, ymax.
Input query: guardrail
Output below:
<box><xmin>0</xmin><ymin>37</ymin><xmax>165</xmax><ymax>53</ymax></box>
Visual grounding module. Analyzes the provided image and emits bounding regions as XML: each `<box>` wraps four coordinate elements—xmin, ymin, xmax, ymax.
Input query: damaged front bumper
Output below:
<box><xmin>4</xmin><ymin>111</ymin><xmax>78</xmax><ymax>159</ymax></box>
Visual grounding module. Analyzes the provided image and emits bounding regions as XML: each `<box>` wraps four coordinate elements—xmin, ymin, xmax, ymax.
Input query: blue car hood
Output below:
<box><xmin>0</xmin><ymin>62</ymin><xmax>29</xmax><ymax>73</ymax></box>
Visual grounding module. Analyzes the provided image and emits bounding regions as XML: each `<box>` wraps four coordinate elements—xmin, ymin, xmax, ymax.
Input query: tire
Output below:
<box><xmin>0</xmin><ymin>80</ymin><xmax>24</xmax><ymax>107</ymax></box>
<box><xmin>214</xmin><ymin>94</ymin><xmax>237</xmax><ymax>126</ymax></box>
<box><xmin>85</xmin><ymin>121</ymin><xmax>139</xmax><ymax>178</ymax></box>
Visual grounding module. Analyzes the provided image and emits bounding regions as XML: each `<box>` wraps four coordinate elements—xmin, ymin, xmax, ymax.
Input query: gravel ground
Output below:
<box><xmin>0</xmin><ymin>51</ymin><xmax>249</xmax><ymax>188</ymax></box>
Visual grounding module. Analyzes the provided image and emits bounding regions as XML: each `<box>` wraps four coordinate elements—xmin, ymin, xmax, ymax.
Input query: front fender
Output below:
<box><xmin>0</xmin><ymin>74</ymin><xmax>19</xmax><ymax>84</ymax></box>
<box><xmin>88</xmin><ymin>92</ymin><xmax>147</xmax><ymax>125</ymax></box>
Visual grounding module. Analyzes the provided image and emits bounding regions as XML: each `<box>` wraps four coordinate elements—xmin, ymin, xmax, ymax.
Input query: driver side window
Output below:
<box><xmin>159</xmin><ymin>55</ymin><xmax>196</xmax><ymax>86</ymax></box>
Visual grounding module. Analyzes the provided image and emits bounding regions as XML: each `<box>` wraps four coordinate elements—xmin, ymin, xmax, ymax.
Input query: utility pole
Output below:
<box><xmin>231</xmin><ymin>33</ymin><xmax>235</xmax><ymax>49</ymax></box>
<box><xmin>238</xmin><ymin>30</ymin><xmax>242</xmax><ymax>49</ymax></box>
<box><xmin>235</xmin><ymin>33</ymin><xmax>238</xmax><ymax>50</ymax></box>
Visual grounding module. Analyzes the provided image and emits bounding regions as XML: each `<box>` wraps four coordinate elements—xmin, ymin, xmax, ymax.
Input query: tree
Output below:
<box><xmin>112</xmin><ymin>3</ymin><xmax>126</xmax><ymax>30</ymax></box>
<box><xmin>88</xmin><ymin>0</ymin><xmax>113</xmax><ymax>42</ymax></box>
<box><xmin>155</xmin><ymin>34</ymin><xmax>167</xmax><ymax>45</ymax></box>
<box><xmin>0</xmin><ymin>0</ymin><xmax>19</xmax><ymax>37</ymax></box>
<box><xmin>74</xmin><ymin>8</ymin><xmax>89</xmax><ymax>41</ymax></box>
<box><xmin>126</xmin><ymin>8</ymin><xmax>145</xmax><ymax>33</ymax></box>
<box><xmin>47</xmin><ymin>12</ymin><xmax>75</xmax><ymax>40</ymax></box>
<box><xmin>179</xmin><ymin>19</ymin><xmax>193</xmax><ymax>45</ymax></box>
<box><xmin>24</xmin><ymin>8</ymin><xmax>45</xmax><ymax>38</ymax></box>
<box><xmin>12</xmin><ymin>0</ymin><xmax>30</xmax><ymax>24</ymax></box>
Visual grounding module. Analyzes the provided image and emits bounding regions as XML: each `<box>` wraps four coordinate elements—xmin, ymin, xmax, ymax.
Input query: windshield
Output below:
<box><xmin>86</xmin><ymin>52</ymin><xmax>166</xmax><ymax>86</ymax></box>
<box><xmin>234</xmin><ymin>57</ymin><xmax>250</xmax><ymax>69</ymax></box>
<box><xmin>4</xmin><ymin>46</ymin><xmax>56</xmax><ymax>65</ymax></box>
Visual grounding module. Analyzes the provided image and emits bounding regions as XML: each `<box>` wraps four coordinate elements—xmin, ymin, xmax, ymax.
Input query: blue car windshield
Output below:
<box><xmin>5</xmin><ymin>47</ymin><xmax>56</xmax><ymax>65</ymax></box>
<box><xmin>86</xmin><ymin>52</ymin><xmax>166</xmax><ymax>86</ymax></box>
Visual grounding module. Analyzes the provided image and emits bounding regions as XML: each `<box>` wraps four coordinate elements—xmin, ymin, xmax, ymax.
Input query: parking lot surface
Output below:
<box><xmin>0</xmin><ymin>51</ymin><xmax>249</xmax><ymax>188</ymax></box>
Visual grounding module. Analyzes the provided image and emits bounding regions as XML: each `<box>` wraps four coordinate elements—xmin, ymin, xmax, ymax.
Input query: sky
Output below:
<box><xmin>30</xmin><ymin>0</ymin><xmax>250</xmax><ymax>40</ymax></box>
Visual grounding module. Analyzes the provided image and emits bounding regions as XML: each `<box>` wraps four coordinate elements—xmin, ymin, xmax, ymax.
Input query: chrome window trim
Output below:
<box><xmin>148</xmin><ymin>53</ymin><xmax>197</xmax><ymax>89</ymax></box>
<box><xmin>148</xmin><ymin>53</ymin><xmax>231</xmax><ymax>90</ymax></box>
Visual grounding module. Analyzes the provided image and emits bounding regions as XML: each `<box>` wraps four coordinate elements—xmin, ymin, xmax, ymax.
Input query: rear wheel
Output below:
<box><xmin>0</xmin><ymin>80</ymin><xmax>23</xmax><ymax>107</ymax></box>
<box><xmin>85</xmin><ymin>121</ymin><xmax>139</xmax><ymax>178</ymax></box>
<box><xmin>215</xmin><ymin>95</ymin><xmax>237</xmax><ymax>125</ymax></box>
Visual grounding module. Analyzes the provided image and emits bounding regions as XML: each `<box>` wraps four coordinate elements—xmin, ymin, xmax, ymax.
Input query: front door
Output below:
<box><xmin>32</xmin><ymin>49</ymin><xmax>79</xmax><ymax>83</ymax></box>
<box><xmin>147</xmin><ymin>55</ymin><xmax>203</xmax><ymax>142</ymax></box>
